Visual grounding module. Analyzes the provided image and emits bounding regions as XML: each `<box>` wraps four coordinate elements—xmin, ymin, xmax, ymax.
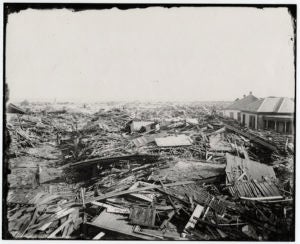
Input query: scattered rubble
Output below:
<box><xmin>4</xmin><ymin>101</ymin><xmax>294</xmax><ymax>240</ymax></box>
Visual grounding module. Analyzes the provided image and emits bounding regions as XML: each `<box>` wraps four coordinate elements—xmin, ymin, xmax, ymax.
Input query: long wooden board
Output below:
<box><xmin>88</xmin><ymin>211</ymin><xmax>153</xmax><ymax>240</ymax></box>
<box><xmin>89</xmin><ymin>180</ymin><xmax>195</xmax><ymax>204</ymax></box>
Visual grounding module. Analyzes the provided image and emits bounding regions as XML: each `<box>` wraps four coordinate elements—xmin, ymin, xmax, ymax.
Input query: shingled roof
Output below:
<box><xmin>224</xmin><ymin>94</ymin><xmax>258</xmax><ymax>110</ymax></box>
<box><xmin>241</xmin><ymin>97</ymin><xmax>294</xmax><ymax>113</ymax></box>
<box><xmin>241</xmin><ymin>99</ymin><xmax>264</xmax><ymax>112</ymax></box>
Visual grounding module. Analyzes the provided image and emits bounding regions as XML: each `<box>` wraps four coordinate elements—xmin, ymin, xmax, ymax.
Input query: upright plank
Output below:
<box><xmin>183</xmin><ymin>204</ymin><xmax>205</xmax><ymax>235</ymax></box>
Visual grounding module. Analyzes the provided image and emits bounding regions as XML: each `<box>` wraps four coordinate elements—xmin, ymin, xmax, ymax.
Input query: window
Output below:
<box><xmin>268</xmin><ymin>120</ymin><xmax>275</xmax><ymax>130</ymax></box>
<box><xmin>286</xmin><ymin>121</ymin><xmax>292</xmax><ymax>133</ymax></box>
<box><xmin>230</xmin><ymin>112</ymin><xmax>234</xmax><ymax>118</ymax></box>
<box><xmin>237</xmin><ymin>112</ymin><xmax>241</xmax><ymax>121</ymax></box>
<box><xmin>264</xmin><ymin>120</ymin><xmax>267</xmax><ymax>129</ymax></box>
<box><xmin>249</xmin><ymin>115</ymin><xmax>256</xmax><ymax>129</ymax></box>
<box><xmin>242</xmin><ymin>114</ymin><xmax>246</xmax><ymax>125</ymax></box>
<box><xmin>277</xmin><ymin>122</ymin><xmax>285</xmax><ymax>133</ymax></box>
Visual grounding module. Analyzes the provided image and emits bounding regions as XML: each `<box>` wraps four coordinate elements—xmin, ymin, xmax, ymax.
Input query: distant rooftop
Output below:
<box><xmin>242</xmin><ymin>97</ymin><xmax>294</xmax><ymax>113</ymax></box>
<box><xmin>224</xmin><ymin>92</ymin><xmax>258</xmax><ymax>110</ymax></box>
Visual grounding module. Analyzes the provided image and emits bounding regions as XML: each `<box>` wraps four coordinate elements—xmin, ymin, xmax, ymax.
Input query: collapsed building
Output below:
<box><xmin>4</xmin><ymin>101</ymin><xmax>294</xmax><ymax>240</ymax></box>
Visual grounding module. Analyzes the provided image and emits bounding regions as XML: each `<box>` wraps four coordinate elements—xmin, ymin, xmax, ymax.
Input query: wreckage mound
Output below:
<box><xmin>4</xmin><ymin>102</ymin><xmax>294</xmax><ymax>240</ymax></box>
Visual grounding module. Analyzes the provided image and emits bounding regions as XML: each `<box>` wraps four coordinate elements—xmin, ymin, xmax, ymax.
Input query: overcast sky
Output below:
<box><xmin>6</xmin><ymin>7</ymin><xmax>295</xmax><ymax>102</ymax></box>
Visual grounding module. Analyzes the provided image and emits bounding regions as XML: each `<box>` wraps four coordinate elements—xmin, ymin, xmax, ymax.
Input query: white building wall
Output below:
<box><xmin>241</xmin><ymin>112</ymin><xmax>258</xmax><ymax>129</ymax></box>
<box><xmin>222</xmin><ymin>110</ymin><xmax>240</xmax><ymax>120</ymax></box>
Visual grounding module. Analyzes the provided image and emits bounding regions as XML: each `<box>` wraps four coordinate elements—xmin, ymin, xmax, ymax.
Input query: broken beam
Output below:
<box><xmin>89</xmin><ymin>180</ymin><xmax>195</xmax><ymax>204</ymax></box>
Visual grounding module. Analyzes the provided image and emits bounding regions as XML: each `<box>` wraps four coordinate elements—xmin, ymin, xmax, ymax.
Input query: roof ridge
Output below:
<box><xmin>274</xmin><ymin>97</ymin><xmax>284</xmax><ymax>113</ymax></box>
<box><xmin>256</xmin><ymin>98</ymin><xmax>266</xmax><ymax>112</ymax></box>
<box><xmin>224</xmin><ymin>94</ymin><xmax>258</xmax><ymax>110</ymax></box>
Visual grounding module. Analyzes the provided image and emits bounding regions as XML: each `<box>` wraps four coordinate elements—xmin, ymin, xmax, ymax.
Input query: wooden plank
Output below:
<box><xmin>269</xmin><ymin>183</ymin><xmax>281</xmax><ymax>196</ymax></box>
<box><xmin>244</xmin><ymin>183</ymin><xmax>254</xmax><ymax>197</ymax></box>
<box><xmin>63</xmin><ymin>154</ymin><xmax>160</xmax><ymax>170</ymax></box>
<box><xmin>252</xmin><ymin>182</ymin><xmax>263</xmax><ymax>197</ymax></box>
<box><xmin>236</xmin><ymin>172</ymin><xmax>247</xmax><ymax>182</ymax></box>
<box><xmin>224</xmin><ymin>124</ymin><xmax>277</xmax><ymax>151</ymax></box>
<box><xmin>239</xmin><ymin>183</ymin><xmax>249</xmax><ymax>197</ymax></box>
<box><xmin>18</xmin><ymin>207</ymin><xmax>39</xmax><ymax>237</ymax></box>
<box><xmin>38</xmin><ymin>221</ymin><xmax>52</xmax><ymax>231</ymax></box>
<box><xmin>239</xmin><ymin>183</ymin><xmax>248</xmax><ymax>197</ymax></box>
<box><xmin>246</xmin><ymin>182</ymin><xmax>258</xmax><ymax>198</ymax></box>
<box><xmin>240</xmin><ymin>196</ymin><xmax>283</xmax><ymax>201</ymax></box>
<box><xmin>159</xmin><ymin>179</ymin><xmax>179</xmax><ymax>214</ymax></box>
<box><xmin>250</xmin><ymin>180</ymin><xmax>263</xmax><ymax>197</ymax></box>
<box><xmin>259</xmin><ymin>182</ymin><xmax>273</xmax><ymax>197</ymax></box>
<box><xmin>253</xmin><ymin>180</ymin><xmax>269</xmax><ymax>197</ymax></box>
<box><xmin>134</xmin><ymin>225</ymin><xmax>187</xmax><ymax>240</ymax></box>
<box><xmin>156</xmin><ymin>205</ymin><xmax>182</xmax><ymax>211</ymax></box>
<box><xmin>245</xmin><ymin>183</ymin><xmax>255</xmax><ymax>197</ymax></box>
<box><xmin>62</xmin><ymin>221</ymin><xmax>72</xmax><ymax>238</ymax></box>
<box><xmin>91</xmin><ymin>202</ymin><xmax>130</xmax><ymax>214</ymax></box>
<box><xmin>93</xmin><ymin>232</ymin><xmax>105</xmax><ymax>239</ymax></box>
<box><xmin>133</xmin><ymin>226</ymin><xmax>164</xmax><ymax>240</ymax></box>
<box><xmin>48</xmin><ymin>218</ymin><xmax>73</xmax><ymax>238</ymax></box>
<box><xmin>38</xmin><ymin>195</ymin><xmax>61</xmax><ymax>205</ymax></box>
<box><xmin>235</xmin><ymin>185</ymin><xmax>241</xmax><ymax>197</ymax></box>
<box><xmin>88</xmin><ymin>211</ymin><xmax>153</xmax><ymax>240</ymax></box>
<box><xmin>231</xmin><ymin>185</ymin><xmax>238</xmax><ymax>197</ymax></box>
<box><xmin>37</xmin><ymin>208</ymin><xmax>76</xmax><ymax>233</ymax></box>
<box><xmin>89</xmin><ymin>180</ymin><xmax>195</xmax><ymax>203</ymax></box>
<box><xmin>129</xmin><ymin>207</ymin><xmax>156</xmax><ymax>228</ymax></box>
<box><xmin>261</xmin><ymin>182</ymin><xmax>272</xmax><ymax>197</ymax></box>
<box><xmin>234</xmin><ymin>185</ymin><xmax>242</xmax><ymax>197</ymax></box>
<box><xmin>248</xmin><ymin>182</ymin><xmax>262</xmax><ymax>197</ymax></box>
<box><xmin>264</xmin><ymin>181</ymin><xmax>278</xmax><ymax>196</ymax></box>
<box><xmin>183</xmin><ymin>204</ymin><xmax>204</xmax><ymax>235</ymax></box>
<box><xmin>228</xmin><ymin>186</ymin><xmax>234</xmax><ymax>196</ymax></box>
<box><xmin>264</xmin><ymin>181</ymin><xmax>281</xmax><ymax>196</ymax></box>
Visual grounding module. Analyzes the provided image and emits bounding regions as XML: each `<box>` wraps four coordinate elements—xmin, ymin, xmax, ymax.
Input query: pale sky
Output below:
<box><xmin>6</xmin><ymin>7</ymin><xmax>295</xmax><ymax>102</ymax></box>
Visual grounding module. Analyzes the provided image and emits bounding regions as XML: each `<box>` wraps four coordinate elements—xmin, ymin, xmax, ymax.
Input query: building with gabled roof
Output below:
<box><xmin>221</xmin><ymin>92</ymin><xmax>258</xmax><ymax>122</ymax></box>
<box><xmin>240</xmin><ymin>97</ymin><xmax>294</xmax><ymax>134</ymax></box>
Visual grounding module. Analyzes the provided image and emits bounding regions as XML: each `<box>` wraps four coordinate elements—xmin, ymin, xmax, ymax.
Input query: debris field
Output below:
<box><xmin>4</xmin><ymin>102</ymin><xmax>294</xmax><ymax>240</ymax></box>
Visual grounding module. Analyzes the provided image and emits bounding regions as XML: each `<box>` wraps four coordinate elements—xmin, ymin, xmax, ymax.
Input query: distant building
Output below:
<box><xmin>221</xmin><ymin>92</ymin><xmax>258</xmax><ymax>122</ymax></box>
<box><xmin>240</xmin><ymin>97</ymin><xmax>294</xmax><ymax>134</ymax></box>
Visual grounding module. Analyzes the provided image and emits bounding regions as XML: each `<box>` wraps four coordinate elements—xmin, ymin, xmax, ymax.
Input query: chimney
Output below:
<box><xmin>243</xmin><ymin>95</ymin><xmax>246</xmax><ymax>98</ymax></box>
<box><xmin>249</xmin><ymin>91</ymin><xmax>252</xmax><ymax>95</ymax></box>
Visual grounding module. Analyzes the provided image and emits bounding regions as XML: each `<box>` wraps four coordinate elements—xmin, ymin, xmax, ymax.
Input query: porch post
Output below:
<box><xmin>255</xmin><ymin>115</ymin><xmax>258</xmax><ymax>129</ymax></box>
<box><xmin>284</xmin><ymin>121</ymin><xmax>287</xmax><ymax>134</ymax></box>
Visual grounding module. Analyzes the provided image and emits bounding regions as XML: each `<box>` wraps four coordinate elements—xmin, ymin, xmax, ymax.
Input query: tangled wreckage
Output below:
<box><xmin>4</xmin><ymin>101</ymin><xmax>294</xmax><ymax>240</ymax></box>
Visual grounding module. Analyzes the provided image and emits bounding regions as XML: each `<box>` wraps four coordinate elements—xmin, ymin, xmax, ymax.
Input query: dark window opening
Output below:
<box><xmin>277</xmin><ymin>122</ymin><xmax>285</xmax><ymax>133</ymax></box>
<box><xmin>249</xmin><ymin>115</ymin><xmax>256</xmax><ymax>129</ymax></box>
<box><xmin>268</xmin><ymin>120</ymin><xmax>275</xmax><ymax>130</ymax></box>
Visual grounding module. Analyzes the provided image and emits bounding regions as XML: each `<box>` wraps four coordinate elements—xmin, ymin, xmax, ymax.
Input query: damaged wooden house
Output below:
<box><xmin>240</xmin><ymin>96</ymin><xmax>295</xmax><ymax>134</ymax></box>
<box><xmin>220</xmin><ymin>92</ymin><xmax>258</xmax><ymax>122</ymax></box>
<box><xmin>225</xmin><ymin>153</ymin><xmax>282</xmax><ymax>201</ymax></box>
